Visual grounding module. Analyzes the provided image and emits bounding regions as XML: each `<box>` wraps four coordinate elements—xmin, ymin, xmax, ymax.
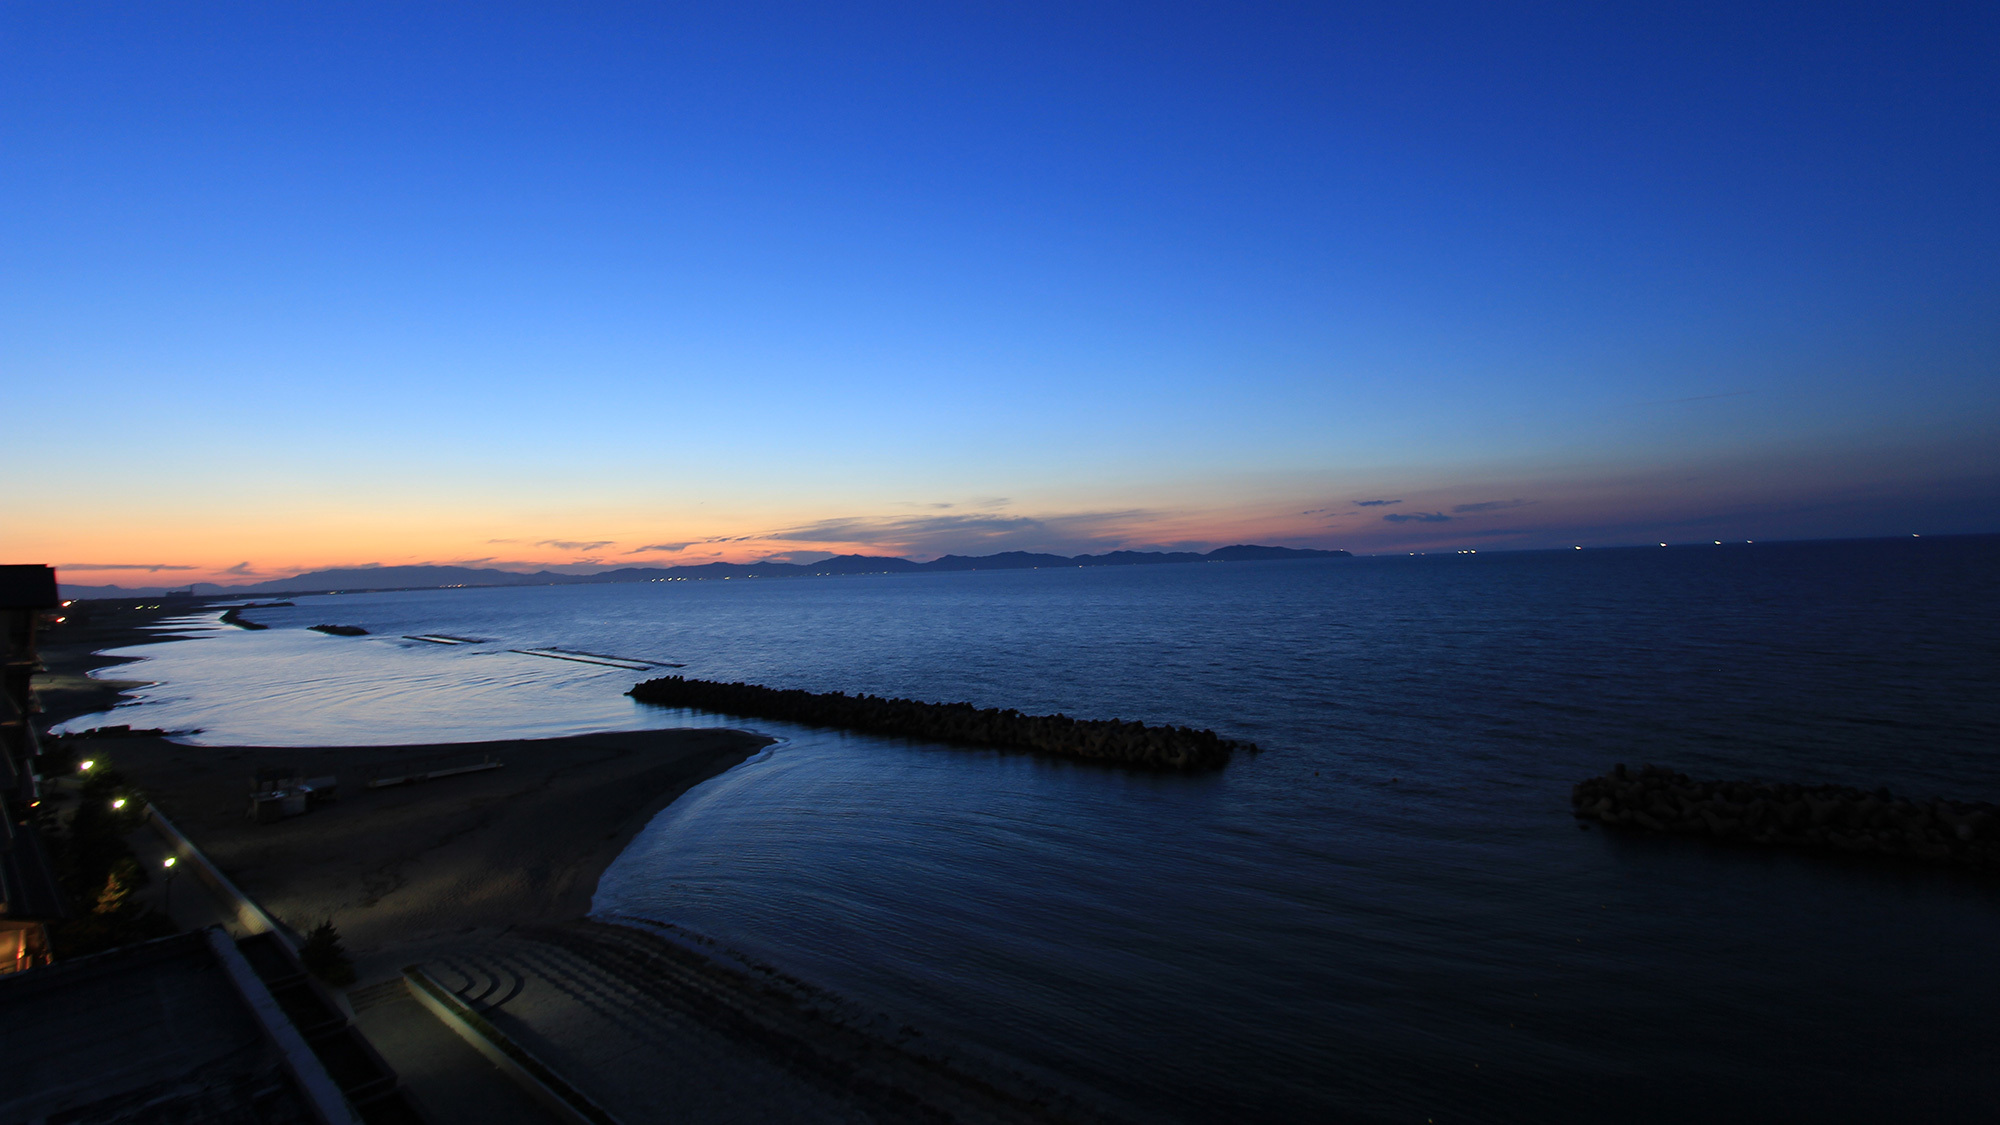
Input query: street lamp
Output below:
<box><xmin>162</xmin><ymin>856</ymin><xmax>178</xmax><ymax>914</ymax></box>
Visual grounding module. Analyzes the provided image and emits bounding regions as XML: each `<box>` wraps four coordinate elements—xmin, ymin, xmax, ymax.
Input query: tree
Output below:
<box><xmin>300</xmin><ymin>919</ymin><xmax>356</xmax><ymax>985</ymax></box>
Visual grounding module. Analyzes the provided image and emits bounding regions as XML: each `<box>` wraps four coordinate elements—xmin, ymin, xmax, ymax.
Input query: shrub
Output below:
<box><xmin>300</xmin><ymin>919</ymin><xmax>356</xmax><ymax>985</ymax></box>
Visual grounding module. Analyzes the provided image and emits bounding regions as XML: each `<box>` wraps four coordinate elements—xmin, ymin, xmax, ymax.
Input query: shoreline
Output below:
<box><xmin>33</xmin><ymin>603</ymin><xmax>1110</xmax><ymax>1122</ymax></box>
<box><xmin>33</xmin><ymin>598</ymin><xmax>217</xmax><ymax>730</ymax></box>
<box><xmin>32</xmin><ymin>601</ymin><xmax>778</xmax><ymax>953</ymax></box>
<box><xmin>86</xmin><ymin>729</ymin><xmax>771</xmax><ymax>955</ymax></box>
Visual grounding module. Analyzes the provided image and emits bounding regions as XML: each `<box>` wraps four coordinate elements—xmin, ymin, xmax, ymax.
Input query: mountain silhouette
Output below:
<box><xmin>62</xmin><ymin>545</ymin><xmax>1350</xmax><ymax>597</ymax></box>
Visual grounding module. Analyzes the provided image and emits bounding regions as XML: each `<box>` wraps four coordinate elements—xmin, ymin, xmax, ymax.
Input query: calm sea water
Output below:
<box><xmin>65</xmin><ymin>538</ymin><xmax>2000</xmax><ymax>1122</ymax></box>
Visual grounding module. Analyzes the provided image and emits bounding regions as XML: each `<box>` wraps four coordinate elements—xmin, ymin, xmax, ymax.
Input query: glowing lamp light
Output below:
<box><xmin>78</xmin><ymin>760</ymin><xmax>95</xmax><ymax>772</ymax></box>
<box><xmin>111</xmin><ymin>798</ymin><xmax>126</xmax><ymax>809</ymax></box>
<box><xmin>163</xmin><ymin>857</ymin><xmax>176</xmax><ymax>869</ymax></box>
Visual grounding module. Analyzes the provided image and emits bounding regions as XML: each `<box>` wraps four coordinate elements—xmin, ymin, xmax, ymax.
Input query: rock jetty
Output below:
<box><xmin>1573</xmin><ymin>764</ymin><xmax>1999</xmax><ymax>869</ymax></box>
<box><xmin>218</xmin><ymin>607</ymin><xmax>267</xmax><ymax>630</ymax></box>
<box><xmin>627</xmin><ymin>676</ymin><xmax>1250</xmax><ymax>770</ymax></box>
<box><xmin>309</xmin><ymin>624</ymin><xmax>368</xmax><ymax>636</ymax></box>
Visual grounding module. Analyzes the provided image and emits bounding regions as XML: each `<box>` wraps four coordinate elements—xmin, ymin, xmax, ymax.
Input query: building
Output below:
<box><xmin>0</xmin><ymin>564</ymin><xmax>63</xmax><ymax>972</ymax></box>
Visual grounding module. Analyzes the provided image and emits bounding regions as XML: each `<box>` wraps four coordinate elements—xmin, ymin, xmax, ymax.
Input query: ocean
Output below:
<box><xmin>62</xmin><ymin>536</ymin><xmax>2000</xmax><ymax>1122</ymax></box>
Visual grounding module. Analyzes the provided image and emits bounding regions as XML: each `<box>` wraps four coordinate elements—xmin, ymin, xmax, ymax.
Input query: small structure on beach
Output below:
<box><xmin>249</xmin><ymin>767</ymin><xmax>338</xmax><ymax>824</ymax></box>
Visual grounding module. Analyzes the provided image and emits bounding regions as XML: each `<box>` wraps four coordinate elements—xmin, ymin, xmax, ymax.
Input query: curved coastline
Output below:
<box><xmin>32</xmin><ymin>604</ymin><xmax>1117</xmax><ymax>1122</ymax></box>
<box><xmin>35</xmin><ymin>603</ymin><xmax>775</xmax><ymax>950</ymax></box>
<box><xmin>83</xmin><ymin>729</ymin><xmax>771</xmax><ymax>952</ymax></box>
<box><xmin>34</xmin><ymin>600</ymin><xmax>215</xmax><ymax>728</ymax></box>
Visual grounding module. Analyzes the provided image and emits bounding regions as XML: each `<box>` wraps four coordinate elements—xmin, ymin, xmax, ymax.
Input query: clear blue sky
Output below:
<box><xmin>4</xmin><ymin>2</ymin><xmax>1996</xmax><ymax>581</ymax></box>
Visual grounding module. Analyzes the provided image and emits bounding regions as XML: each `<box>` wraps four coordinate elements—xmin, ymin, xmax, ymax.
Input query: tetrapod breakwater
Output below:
<box><xmin>627</xmin><ymin>676</ymin><xmax>1251</xmax><ymax>770</ymax></box>
<box><xmin>1573</xmin><ymin>764</ymin><xmax>2000</xmax><ymax>869</ymax></box>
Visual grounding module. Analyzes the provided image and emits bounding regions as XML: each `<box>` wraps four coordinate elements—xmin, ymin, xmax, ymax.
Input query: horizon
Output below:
<box><xmin>5</xmin><ymin>4</ymin><xmax>1996</xmax><ymax>584</ymax></box>
<box><xmin>52</xmin><ymin>531</ymin><xmax>1981</xmax><ymax>598</ymax></box>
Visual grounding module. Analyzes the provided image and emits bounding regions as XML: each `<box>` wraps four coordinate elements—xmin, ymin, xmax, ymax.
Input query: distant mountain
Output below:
<box><xmin>60</xmin><ymin>545</ymin><xmax>1349</xmax><ymax>598</ymax></box>
<box><xmin>194</xmin><ymin>565</ymin><xmax>578</xmax><ymax>594</ymax></box>
<box><xmin>924</xmin><ymin>551</ymin><xmax>1078</xmax><ymax>571</ymax></box>
<box><xmin>1201</xmin><ymin>544</ymin><xmax>1340</xmax><ymax>561</ymax></box>
<box><xmin>55</xmin><ymin>583</ymin><xmax>182</xmax><ymax>599</ymax></box>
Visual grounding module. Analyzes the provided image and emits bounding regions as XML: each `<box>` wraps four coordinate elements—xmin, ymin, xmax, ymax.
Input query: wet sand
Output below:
<box><xmin>33</xmin><ymin>601</ymin><xmax>1108</xmax><ymax>1122</ymax></box>
<box><xmin>36</xmin><ymin>602</ymin><xmax>772</xmax><ymax>951</ymax></box>
<box><xmin>32</xmin><ymin>598</ymin><xmax>209</xmax><ymax>729</ymax></box>
<box><xmin>87</xmin><ymin>729</ymin><xmax>769</xmax><ymax>952</ymax></box>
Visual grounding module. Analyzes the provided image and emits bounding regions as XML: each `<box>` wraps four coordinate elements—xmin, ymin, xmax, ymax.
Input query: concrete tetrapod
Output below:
<box><xmin>628</xmin><ymin>675</ymin><xmax>1251</xmax><ymax>770</ymax></box>
<box><xmin>1573</xmin><ymin>764</ymin><xmax>2000</xmax><ymax>869</ymax></box>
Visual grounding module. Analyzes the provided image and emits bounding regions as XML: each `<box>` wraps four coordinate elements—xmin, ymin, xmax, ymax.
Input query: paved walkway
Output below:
<box><xmin>121</xmin><ymin>823</ymin><xmax>560</xmax><ymax>1125</ymax></box>
<box><xmin>349</xmin><ymin>978</ymin><xmax>561</xmax><ymax>1125</ymax></box>
<box><xmin>116</xmin><ymin>821</ymin><xmax>1098</xmax><ymax>1124</ymax></box>
<box><xmin>124</xmin><ymin>823</ymin><xmax>248</xmax><ymax>937</ymax></box>
<box><xmin>393</xmin><ymin>929</ymin><xmax>879</xmax><ymax>1124</ymax></box>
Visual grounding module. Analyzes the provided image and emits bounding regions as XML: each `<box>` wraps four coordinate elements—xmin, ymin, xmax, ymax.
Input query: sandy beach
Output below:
<box><xmin>32</xmin><ymin>599</ymin><xmax>208</xmax><ymax>727</ymax></box>
<box><xmin>34</xmin><ymin>602</ymin><xmax>1107</xmax><ymax>1123</ymax></box>
<box><xmin>78</xmin><ymin>729</ymin><xmax>770</xmax><ymax>953</ymax></box>
<box><xmin>34</xmin><ymin>602</ymin><xmax>773</xmax><ymax>955</ymax></box>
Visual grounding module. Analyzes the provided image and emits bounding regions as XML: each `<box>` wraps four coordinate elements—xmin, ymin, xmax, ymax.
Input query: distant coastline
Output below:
<box><xmin>62</xmin><ymin>543</ymin><xmax>1349</xmax><ymax>598</ymax></box>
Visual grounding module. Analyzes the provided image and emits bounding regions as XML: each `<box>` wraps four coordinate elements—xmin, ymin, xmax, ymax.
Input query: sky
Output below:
<box><xmin>4</xmin><ymin>2</ymin><xmax>1996</xmax><ymax>585</ymax></box>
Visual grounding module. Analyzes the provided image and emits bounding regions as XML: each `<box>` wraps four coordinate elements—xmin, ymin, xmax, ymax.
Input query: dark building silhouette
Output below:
<box><xmin>0</xmin><ymin>564</ymin><xmax>63</xmax><ymax>971</ymax></box>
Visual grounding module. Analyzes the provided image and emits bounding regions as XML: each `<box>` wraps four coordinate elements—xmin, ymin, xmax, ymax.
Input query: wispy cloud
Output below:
<box><xmin>1452</xmin><ymin>499</ymin><xmax>1531</xmax><ymax>514</ymax></box>
<box><xmin>1382</xmin><ymin>511</ymin><xmax>1452</xmax><ymax>523</ymax></box>
<box><xmin>1353</xmin><ymin>499</ymin><xmax>1403</xmax><ymax>507</ymax></box>
<box><xmin>757</xmin><ymin>550</ymin><xmax>836</xmax><ymax>565</ymax></box>
<box><xmin>223</xmin><ymin>561</ymin><xmax>256</xmax><ymax>575</ymax></box>
<box><xmin>768</xmin><ymin>508</ymin><xmax>1155</xmax><ymax>558</ymax></box>
<box><xmin>535</xmin><ymin>539</ymin><xmax>614</xmax><ymax>552</ymax></box>
<box><xmin>59</xmin><ymin>562</ymin><xmax>199</xmax><ymax>571</ymax></box>
<box><xmin>892</xmin><ymin>496</ymin><xmax>1007</xmax><ymax>511</ymax></box>
<box><xmin>626</xmin><ymin>533</ymin><xmax>760</xmax><ymax>555</ymax></box>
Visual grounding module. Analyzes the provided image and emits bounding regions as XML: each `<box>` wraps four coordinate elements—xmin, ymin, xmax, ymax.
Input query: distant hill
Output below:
<box><xmin>61</xmin><ymin>545</ymin><xmax>1349</xmax><ymax>598</ymax></box>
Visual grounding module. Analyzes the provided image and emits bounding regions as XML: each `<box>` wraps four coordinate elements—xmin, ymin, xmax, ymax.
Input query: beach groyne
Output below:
<box><xmin>309</xmin><ymin>624</ymin><xmax>368</xmax><ymax>636</ymax></box>
<box><xmin>219</xmin><ymin>607</ymin><xmax>267</xmax><ymax>630</ymax></box>
<box><xmin>1573</xmin><ymin>764</ymin><xmax>2000</xmax><ymax>869</ymax></box>
<box><xmin>628</xmin><ymin>676</ymin><xmax>1250</xmax><ymax>770</ymax></box>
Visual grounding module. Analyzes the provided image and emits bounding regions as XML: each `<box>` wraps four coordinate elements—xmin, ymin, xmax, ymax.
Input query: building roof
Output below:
<box><xmin>0</xmin><ymin>565</ymin><xmax>59</xmax><ymax>610</ymax></box>
<box><xmin>0</xmin><ymin>927</ymin><xmax>351</xmax><ymax>1124</ymax></box>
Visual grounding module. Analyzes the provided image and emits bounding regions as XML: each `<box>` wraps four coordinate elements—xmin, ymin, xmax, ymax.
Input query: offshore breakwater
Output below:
<box><xmin>627</xmin><ymin>675</ymin><xmax>1251</xmax><ymax>770</ymax></box>
<box><xmin>1573</xmin><ymin>764</ymin><xmax>2000</xmax><ymax>869</ymax></box>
